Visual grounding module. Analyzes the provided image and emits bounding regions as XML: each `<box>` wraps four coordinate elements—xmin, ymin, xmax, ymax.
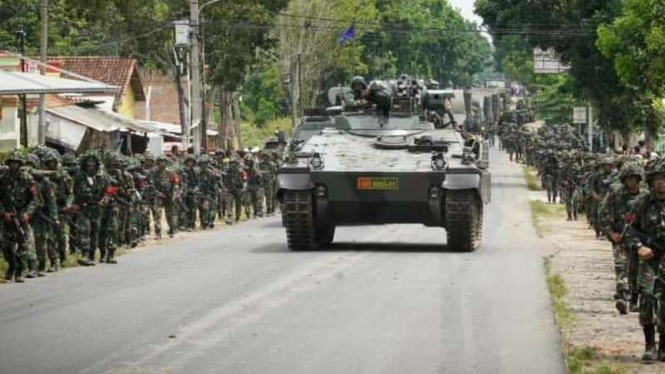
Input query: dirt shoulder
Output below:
<box><xmin>527</xmin><ymin>169</ymin><xmax>660</xmax><ymax>374</ymax></box>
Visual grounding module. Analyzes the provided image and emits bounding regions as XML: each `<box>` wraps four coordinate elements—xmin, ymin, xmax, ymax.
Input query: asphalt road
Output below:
<box><xmin>0</xmin><ymin>148</ymin><xmax>566</xmax><ymax>374</ymax></box>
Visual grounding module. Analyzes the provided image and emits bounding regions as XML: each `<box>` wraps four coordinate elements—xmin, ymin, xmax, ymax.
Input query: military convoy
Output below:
<box><xmin>276</xmin><ymin>75</ymin><xmax>492</xmax><ymax>252</ymax></box>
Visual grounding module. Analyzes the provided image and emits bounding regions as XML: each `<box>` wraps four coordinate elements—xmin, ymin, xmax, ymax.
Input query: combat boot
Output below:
<box><xmin>37</xmin><ymin>260</ymin><xmax>47</xmax><ymax>277</ymax></box>
<box><xmin>630</xmin><ymin>293</ymin><xmax>640</xmax><ymax>313</ymax></box>
<box><xmin>77</xmin><ymin>252</ymin><xmax>93</xmax><ymax>266</ymax></box>
<box><xmin>47</xmin><ymin>259</ymin><xmax>58</xmax><ymax>273</ymax></box>
<box><xmin>26</xmin><ymin>261</ymin><xmax>38</xmax><ymax>278</ymax></box>
<box><xmin>643</xmin><ymin>326</ymin><xmax>657</xmax><ymax>362</ymax></box>
<box><xmin>156</xmin><ymin>232</ymin><xmax>162</xmax><ymax>240</ymax></box>
<box><xmin>106</xmin><ymin>249</ymin><xmax>117</xmax><ymax>264</ymax></box>
<box><xmin>4</xmin><ymin>266</ymin><xmax>14</xmax><ymax>281</ymax></box>
<box><xmin>615</xmin><ymin>291</ymin><xmax>628</xmax><ymax>315</ymax></box>
<box><xmin>659</xmin><ymin>332</ymin><xmax>665</xmax><ymax>362</ymax></box>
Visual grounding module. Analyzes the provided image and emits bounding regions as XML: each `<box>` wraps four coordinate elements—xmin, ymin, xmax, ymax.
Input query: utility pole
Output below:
<box><xmin>190</xmin><ymin>0</ymin><xmax>202</xmax><ymax>155</ymax></box>
<box><xmin>38</xmin><ymin>0</ymin><xmax>48</xmax><ymax>145</ymax></box>
<box><xmin>17</xmin><ymin>30</ymin><xmax>27</xmax><ymax>147</ymax></box>
<box><xmin>297</xmin><ymin>52</ymin><xmax>303</xmax><ymax>116</ymax></box>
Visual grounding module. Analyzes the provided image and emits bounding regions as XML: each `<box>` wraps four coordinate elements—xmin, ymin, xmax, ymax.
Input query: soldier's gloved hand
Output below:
<box><xmin>3</xmin><ymin>212</ymin><xmax>12</xmax><ymax>223</ymax></box>
<box><xmin>638</xmin><ymin>246</ymin><xmax>655</xmax><ymax>261</ymax></box>
<box><xmin>20</xmin><ymin>213</ymin><xmax>30</xmax><ymax>224</ymax></box>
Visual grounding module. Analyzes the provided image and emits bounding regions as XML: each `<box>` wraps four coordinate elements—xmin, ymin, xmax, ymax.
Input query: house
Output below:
<box><xmin>51</xmin><ymin>57</ymin><xmax>146</xmax><ymax>119</ymax></box>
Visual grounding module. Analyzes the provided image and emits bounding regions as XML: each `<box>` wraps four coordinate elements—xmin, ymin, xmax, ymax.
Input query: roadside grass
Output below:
<box><xmin>529</xmin><ymin>200</ymin><xmax>567</xmax><ymax>238</ymax></box>
<box><xmin>523</xmin><ymin>166</ymin><xmax>542</xmax><ymax>191</ymax></box>
<box><xmin>544</xmin><ymin>254</ymin><xmax>625</xmax><ymax>374</ymax></box>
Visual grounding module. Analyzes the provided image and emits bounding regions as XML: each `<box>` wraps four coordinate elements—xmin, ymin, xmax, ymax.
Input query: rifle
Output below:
<box><xmin>623</xmin><ymin>223</ymin><xmax>665</xmax><ymax>275</ymax></box>
<box><xmin>7</xmin><ymin>206</ymin><xmax>28</xmax><ymax>246</ymax></box>
<box><xmin>35</xmin><ymin>211</ymin><xmax>77</xmax><ymax>243</ymax></box>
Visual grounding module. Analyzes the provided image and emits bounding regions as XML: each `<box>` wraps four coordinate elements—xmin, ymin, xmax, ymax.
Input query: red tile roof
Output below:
<box><xmin>49</xmin><ymin>57</ymin><xmax>146</xmax><ymax>108</ymax></box>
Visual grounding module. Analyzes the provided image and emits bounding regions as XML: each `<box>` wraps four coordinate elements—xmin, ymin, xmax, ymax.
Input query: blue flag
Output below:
<box><xmin>338</xmin><ymin>22</ymin><xmax>355</xmax><ymax>46</ymax></box>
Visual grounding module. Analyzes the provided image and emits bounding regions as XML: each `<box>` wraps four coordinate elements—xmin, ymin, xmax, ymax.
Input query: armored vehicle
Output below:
<box><xmin>276</xmin><ymin>75</ymin><xmax>491</xmax><ymax>252</ymax></box>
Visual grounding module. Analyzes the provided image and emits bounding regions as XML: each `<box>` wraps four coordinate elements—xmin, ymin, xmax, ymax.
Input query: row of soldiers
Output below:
<box><xmin>0</xmin><ymin>146</ymin><xmax>282</xmax><ymax>283</ymax></box>
<box><xmin>501</xmin><ymin>124</ymin><xmax>665</xmax><ymax>363</ymax></box>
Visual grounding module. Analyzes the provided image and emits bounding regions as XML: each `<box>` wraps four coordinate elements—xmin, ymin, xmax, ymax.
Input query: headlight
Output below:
<box><xmin>310</xmin><ymin>153</ymin><xmax>324</xmax><ymax>170</ymax></box>
<box><xmin>431</xmin><ymin>153</ymin><xmax>447</xmax><ymax>170</ymax></box>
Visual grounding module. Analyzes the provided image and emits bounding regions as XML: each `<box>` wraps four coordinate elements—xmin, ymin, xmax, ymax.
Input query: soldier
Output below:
<box><xmin>98</xmin><ymin>154</ymin><xmax>122</xmax><ymax>263</ymax></box>
<box><xmin>43</xmin><ymin>149</ymin><xmax>73</xmax><ymax>270</ymax></box>
<box><xmin>624</xmin><ymin>160</ymin><xmax>665</xmax><ymax>362</ymax></box>
<box><xmin>181</xmin><ymin>155</ymin><xmax>199</xmax><ymax>230</ymax></box>
<box><xmin>62</xmin><ymin>152</ymin><xmax>80</xmax><ymax>255</ymax></box>
<box><xmin>543</xmin><ymin>151</ymin><xmax>560</xmax><ymax>204</ymax></box>
<box><xmin>152</xmin><ymin>155</ymin><xmax>179</xmax><ymax>239</ymax></box>
<box><xmin>72</xmin><ymin>152</ymin><xmax>108</xmax><ymax>266</ymax></box>
<box><xmin>245</xmin><ymin>156</ymin><xmax>264</xmax><ymax>218</ymax></box>
<box><xmin>27</xmin><ymin>153</ymin><xmax>58</xmax><ymax>277</ymax></box>
<box><xmin>0</xmin><ymin>151</ymin><xmax>41</xmax><ymax>282</ymax></box>
<box><xmin>590</xmin><ymin>157</ymin><xmax>614</xmax><ymax>239</ymax></box>
<box><xmin>197</xmin><ymin>155</ymin><xmax>217</xmax><ymax>229</ymax></box>
<box><xmin>560</xmin><ymin>153</ymin><xmax>582</xmax><ymax>221</ymax></box>
<box><xmin>599</xmin><ymin>161</ymin><xmax>648</xmax><ymax>314</ymax></box>
<box><xmin>260</xmin><ymin>152</ymin><xmax>276</xmax><ymax>216</ymax></box>
<box><xmin>224</xmin><ymin>156</ymin><xmax>245</xmax><ymax>224</ymax></box>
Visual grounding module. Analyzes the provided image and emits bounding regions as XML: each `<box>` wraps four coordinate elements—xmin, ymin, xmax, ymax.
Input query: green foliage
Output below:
<box><xmin>361</xmin><ymin>0</ymin><xmax>491</xmax><ymax>87</ymax></box>
<box><xmin>475</xmin><ymin>0</ymin><xmax>642</xmax><ymax>133</ymax></box>
<box><xmin>241</xmin><ymin>64</ymin><xmax>286</xmax><ymax>126</ymax></box>
<box><xmin>240</xmin><ymin>117</ymin><xmax>291</xmax><ymax>148</ymax></box>
<box><xmin>532</xmin><ymin>74</ymin><xmax>577</xmax><ymax>125</ymax></box>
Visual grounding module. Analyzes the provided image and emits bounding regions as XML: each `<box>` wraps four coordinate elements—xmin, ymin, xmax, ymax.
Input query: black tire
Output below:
<box><xmin>282</xmin><ymin>191</ymin><xmax>317</xmax><ymax>251</ymax></box>
<box><xmin>445</xmin><ymin>190</ymin><xmax>482</xmax><ymax>252</ymax></box>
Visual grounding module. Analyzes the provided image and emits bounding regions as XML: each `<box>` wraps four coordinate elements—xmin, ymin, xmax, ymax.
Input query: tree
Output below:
<box><xmin>596</xmin><ymin>0</ymin><xmax>665</xmax><ymax>140</ymax></box>
<box><xmin>475</xmin><ymin>0</ymin><xmax>641</xmax><ymax>135</ymax></box>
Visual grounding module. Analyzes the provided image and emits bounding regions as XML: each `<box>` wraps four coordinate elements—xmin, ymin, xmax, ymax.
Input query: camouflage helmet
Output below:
<box><xmin>62</xmin><ymin>152</ymin><xmax>78</xmax><ymax>166</ymax></box>
<box><xmin>618</xmin><ymin>161</ymin><xmax>644</xmax><ymax>181</ymax></box>
<box><xmin>41</xmin><ymin>149</ymin><xmax>61</xmax><ymax>163</ymax></box>
<box><xmin>197</xmin><ymin>154</ymin><xmax>211</xmax><ymax>164</ymax></box>
<box><xmin>350</xmin><ymin>76</ymin><xmax>367</xmax><ymax>91</ymax></box>
<box><xmin>599</xmin><ymin>156</ymin><xmax>614</xmax><ymax>165</ymax></box>
<box><xmin>5</xmin><ymin>150</ymin><xmax>25</xmax><ymax>164</ymax></box>
<box><xmin>79</xmin><ymin>150</ymin><xmax>100</xmax><ymax>166</ymax></box>
<box><xmin>185</xmin><ymin>154</ymin><xmax>197</xmax><ymax>163</ymax></box>
<box><xmin>646</xmin><ymin>158</ymin><xmax>665</xmax><ymax>181</ymax></box>
<box><xmin>26</xmin><ymin>153</ymin><xmax>41</xmax><ymax>168</ymax></box>
<box><xmin>157</xmin><ymin>155</ymin><xmax>169</xmax><ymax>163</ymax></box>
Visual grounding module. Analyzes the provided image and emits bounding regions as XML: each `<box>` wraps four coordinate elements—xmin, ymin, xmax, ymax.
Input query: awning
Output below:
<box><xmin>0</xmin><ymin>70</ymin><xmax>118</xmax><ymax>95</ymax></box>
<box><xmin>140</xmin><ymin>120</ymin><xmax>219</xmax><ymax>136</ymax></box>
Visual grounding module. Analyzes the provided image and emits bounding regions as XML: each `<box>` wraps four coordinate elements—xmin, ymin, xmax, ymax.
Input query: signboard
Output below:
<box><xmin>534</xmin><ymin>48</ymin><xmax>571</xmax><ymax>74</ymax></box>
<box><xmin>174</xmin><ymin>20</ymin><xmax>191</xmax><ymax>47</ymax></box>
<box><xmin>573</xmin><ymin>107</ymin><xmax>587</xmax><ymax>124</ymax></box>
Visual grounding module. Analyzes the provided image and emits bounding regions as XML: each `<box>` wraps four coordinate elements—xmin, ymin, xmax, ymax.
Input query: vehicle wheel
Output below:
<box><xmin>445</xmin><ymin>190</ymin><xmax>482</xmax><ymax>252</ymax></box>
<box><xmin>317</xmin><ymin>225</ymin><xmax>335</xmax><ymax>247</ymax></box>
<box><xmin>282</xmin><ymin>190</ymin><xmax>317</xmax><ymax>251</ymax></box>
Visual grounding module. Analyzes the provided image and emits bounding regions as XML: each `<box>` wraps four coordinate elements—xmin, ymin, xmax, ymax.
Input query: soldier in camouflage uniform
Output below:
<box><xmin>26</xmin><ymin>153</ymin><xmax>58</xmax><ymax>277</ymax></box>
<box><xmin>543</xmin><ymin>152</ymin><xmax>560</xmax><ymax>203</ymax></box>
<box><xmin>260</xmin><ymin>152</ymin><xmax>276</xmax><ymax>216</ymax></box>
<box><xmin>62</xmin><ymin>153</ymin><xmax>80</xmax><ymax>255</ymax></box>
<box><xmin>152</xmin><ymin>155</ymin><xmax>179</xmax><ymax>239</ymax></box>
<box><xmin>181</xmin><ymin>155</ymin><xmax>199</xmax><ymax>230</ymax></box>
<box><xmin>224</xmin><ymin>156</ymin><xmax>244</xmax><ymax>224</ymax></box>
<box><xmin>560</xmin><ymin>153</ymin><xmax>581</xmax><ymax>220</ymax></box>
<box><xmin>0</xmin><ymin>151</ymin><xmax>41</xmax><ymax>282</ymax></box>
<box><xmin>590</xmin><ymin>157</ymin><xmax>614</xmax><ymax>239</ymax></box>
<box><xmin>43</xmin><ymin>149</ymin><xmax>74</xmax><ymax>270</ymax></box>
<box><xmin>624</xmin><ymin>160</ymin><xmax>665</xmax><ymax>362</ymax></box>
<box><xmin>197</xmin><ymin>155</ymin><xmax>217</xmax><ymax>229</ymax></box>
<box><xmin>599</xmin><ymin>161</ymin><xmax>648</xmax><ymax>315</ymax></box>
<box><xmin>72</xmin><ymin>152</ymin><xmax>108</xmax><ymax>266</ymax></box>
<box><xmin>245</xmin><ymin>156</ymin><xmax>264</xmax><ymax>218</ymax></box>
<box><xmin>98</xmin><ymin>154</ymin><xmax>122</xmax><ymax>263</ymax></box>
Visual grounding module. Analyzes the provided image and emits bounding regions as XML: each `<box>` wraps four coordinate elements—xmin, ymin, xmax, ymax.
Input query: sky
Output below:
<box><xmin>448</xmin><ymin>0</ymin><xmax>483</xmax><ymax>25</ymax></box>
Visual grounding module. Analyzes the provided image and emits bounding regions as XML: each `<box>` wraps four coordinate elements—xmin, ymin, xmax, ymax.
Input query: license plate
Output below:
<box><xmin>356</xmin><ymin>177</ymin><xmax>399</xmax><ymax>191</ymax></box>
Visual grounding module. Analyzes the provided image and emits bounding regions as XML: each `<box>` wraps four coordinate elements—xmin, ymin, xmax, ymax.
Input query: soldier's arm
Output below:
<box><xmin>597</xmin><ymin>192</ymin><xmax>614</xmax><ymax>235</ymax></box>
<box><xmin>23</xmin><ymin>176</ymin><xmax>41</xmax><ymax>217</ymax></box>
<box><xmin>45</xmin><ymin>182</ymin><xmax>58</xmax><ymax>220</ymax></box>
<box><xmin>65</xmin><ymin>174</ymin><xmax>74</xmax><ymax>207</ymax></box>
